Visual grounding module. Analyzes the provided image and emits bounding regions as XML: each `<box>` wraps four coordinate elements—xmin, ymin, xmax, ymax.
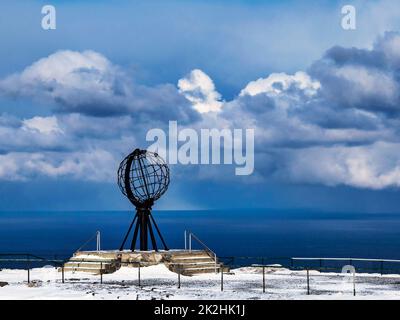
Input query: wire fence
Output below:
<box><xmin>1</xmin><ymin>254</ymin><xmax>400</xmax><ymax>297</ymax></box>
<box><xmin>219</xmin><ymin>256</ymin><xmax>400</xmax><ymax>275</ymax></box>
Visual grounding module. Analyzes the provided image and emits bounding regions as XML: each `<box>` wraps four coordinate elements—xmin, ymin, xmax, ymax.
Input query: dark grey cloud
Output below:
<box><xmin>309</xmin><ymin>32</ymin><xmax>400</xmax><ymax>116</ymax></box>
<box><xmin>323</xmin><ymin>46</ymin><xmax>387</xmax><ymax>69</ymax></box>
<box><xmin>0</xmin><ymin>50</ymin><xmax>200</xmax><ymax>124</ymax></box>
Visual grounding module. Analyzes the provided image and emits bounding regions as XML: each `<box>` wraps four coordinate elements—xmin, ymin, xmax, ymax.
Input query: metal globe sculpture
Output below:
<box><xmin>118</xmin><ymin>149</ymin><xmax>170</xmax><ymax>251</ymax></box>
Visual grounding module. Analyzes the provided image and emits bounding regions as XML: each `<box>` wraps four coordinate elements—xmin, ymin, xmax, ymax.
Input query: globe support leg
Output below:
<box><xmin>130</xmin><ymin>217</ymin><xmax>140</xmax><ymax>251</ymax></box>
<box><xmin>121</xmin><ymin>208</ymin><xmax>168</xmax><ymax>252</ymax></box>
<box><xmin>120</xmin><ymin>213</ymin><xmax>137</xmax><ymax>251</ymax></box>
<box><xmin>148</xmin><ymin>217</ymin><xmax>158</xmax><ymax>251</ymax></box>
<box><xmin>139</xmin><ymin>209</ymin><xmax>148</xmax><ymax>251</ymax></box>
<box><xmin>149</xmin><ymin>213</ymin><xmax>169</xmax><ymax>251</ymax></box>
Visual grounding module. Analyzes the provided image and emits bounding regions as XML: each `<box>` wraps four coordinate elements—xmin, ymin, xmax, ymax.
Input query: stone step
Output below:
<box><xmin>168</xmin><ymin>261</ymin><xmax>228</xmax><ymax>275</ymax></box>
<box><xmin>170</xmin><ymin>261</ymin><xmax>216</xmax><ymax>267</ymax></box>
<box><xmin>62</xmin><ymin>267</ymin><xmax>104</xmax><ymax>275</ymax></box>
<box><xmin>70</xmin><ymin>257</ymin><xmax>116</xmax><ymax>263</ymax></box>
<box><xmin>64</xmin><ymin>262</ymin><xmax>115</xmax><ymax>269</ymax></box>
<box><xmin>61</xmin><ymin>253</ymin><xmax>120</xmax><ymax>274</ymax></box>
<box><xmin>179</xmin><ymin>263</ymin><xmax>220</xmax><ymax>270</ymax></box>
<box><xmin>170</xmin><ymin>257</ymin><xmax>214</xmax><ymax>263</ymax></box>
<box><xmin>61</xmin><ymin>264</ymin><xmax>118</xmax><ymax>274</ymax></box>
<box><xmin>69</xmin><ymin>257</ymin><xmax>115</xmax><ymax>262</ymax></box>
<box><xmin>169</xmin><ymin>265</ymin><xmax>216</xmax><ymax>272</ymax></box>
<box><xmin>166</xmin><ymin>251</ymin><xmax>210</xmax><ymax>257</ymax></box>
<box><xmin>164</xmin><ymin>250</ymin><xmax>227</xmax><ymax>275</ymax></box>
<box><xmin>181</xmin><ymin>266</ymin><xmax>229</xmax><ymax>276</ymax></box>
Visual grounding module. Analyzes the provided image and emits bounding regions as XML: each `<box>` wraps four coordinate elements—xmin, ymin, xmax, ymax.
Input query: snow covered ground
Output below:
<box><xmin>1</xmin><ymin>264</ymin><xmax>400</xmax><ymax>300</ymax></box>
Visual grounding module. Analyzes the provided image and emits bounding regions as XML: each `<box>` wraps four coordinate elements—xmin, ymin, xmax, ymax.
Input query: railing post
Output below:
<box><xmin>184</xmin><ymin>230</ymin><xmax>187</xmax><ymax>251</ymax></box>
<box><xmin>353</xmin><ymin>271</ymin><xmax>356</xmax><ymax>296</ymax></box>
<box><xmin>306</xmin><ymin>269</ymin><xmax>310</xmax><ymax>295</ymax></box>
<box><xmin>62</xmin><ymin>264</ymin><xmax>65</xmax><ymax>284</ymax></box>
<box><xmin>27</xmin><ymin>255</ymin><xmax>30</xmax><ymax>284</ymax></box>
<box><xmin>189</xmin><ymin>233</ymin><xmax>192</xmax><ymax>252</ymax></box>
<box><xmin>262</xmin><ymin>266</ymin><xmax>265</xmax><ymax>293</ymax></box>
<box><xmin>138</xmin><ymin>263</ymin><xmax>141</xmax><ymax>287</ymax></box>
<box><xmin>221</xmin><ymin>268</ymin><xmax>224</xmax><ymax>292</ymax></box>
<box><xmin>100</xmin><ymin>262</ymin><xmax>103</xmax><ymax>284</ymax></box>
<box><xmin>178</xmin><ymin>265</ymin><xmax>181</xmax><ymax>289</ymax></box>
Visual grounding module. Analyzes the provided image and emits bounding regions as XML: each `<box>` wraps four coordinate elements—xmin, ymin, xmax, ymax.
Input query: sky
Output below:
<box><xmin>2</xmin><ymin>0</ymin><xmax>400</xmax><ymax>212</ymax></box>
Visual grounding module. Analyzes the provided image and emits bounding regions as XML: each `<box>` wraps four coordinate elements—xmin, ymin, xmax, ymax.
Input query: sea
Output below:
<box><xmin>1</xmin><ymin>210</ymin><xmax>400</xmax><ymax>271</ymax></box>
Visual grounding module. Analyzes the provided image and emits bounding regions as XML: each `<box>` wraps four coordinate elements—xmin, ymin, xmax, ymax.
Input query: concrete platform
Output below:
<box><xmin>61</xmin><ymin>250</ymin><xmax>228</xmax><ymax>276</ymax></box>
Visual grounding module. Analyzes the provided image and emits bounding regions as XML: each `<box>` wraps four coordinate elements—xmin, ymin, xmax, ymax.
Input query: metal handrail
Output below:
<box><xmin>0</xmin><ymin>253</ymin><xmax>47</xmax><ymax>259</ymax></box>
<box><xmin>185</xmin><ymin>230</ymin><xmax>218</xmax><ymax>273</ymax></box>
<box><xmin>0</xmin><ymin>258</ymin><xmax>64</xmax><ymax>263</ymax></box>
<box><xmin>292</xmin><ymin>257</ymin><xmax>400</xmax><ymax>263</ymax></box>
<box><xmin>96</xmin><ymin>231</ymin><xmax>101</xmax><ymax>251</ymax></box>
<box><xmin>74</xmin><ymin>230</ymin><xmax>101</xmax><ymax>253</ymax></box>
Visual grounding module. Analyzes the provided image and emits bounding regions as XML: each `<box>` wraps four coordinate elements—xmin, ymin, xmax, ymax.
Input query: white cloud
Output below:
<box><xmin>178</xmin><ymin>69</ymin><xmax>223</xmax><ymax>113</ymax></box>
<box><xmin>0</xmin><ymin>115</ymin><xmax>66</xmax><ymax>152</ymax></box>
<box><xmin>240</xmin><ymin>71</ymin><xmax>320</xmax><ymax>97</ymax></box>
<box><xmin>282</xmin><ymin>142</ymin><xmax>400</xmax><ymax>189</ymax></box>
<box><xmin>0</xmin><ymin>50</ymin><xmax>129</xmax><ymax>116</ymax></box>
<box><xmin>22</xmin><ymin>116</ymin><xmax>63</xmax><ymax>134</ymax></box>
<box><xmin>0</xmin><ymin>153</ymin><xmax>21</xmax><ymax>181</ymax></box>
<box><xmin>17</xmin><ymin>50</ymin><xmax>114</xmax><ymax>90</ymax></box>
<box><xmin>0</xmin><ymin>150</ymin><xmax>116</xmax><ymax>182</ymax></box>
<box><xmin>0</xmin><ymin>50</ymin><xmax>198</xmax><ymax>121</ymax></box>
<box><xmin>341</xmin><ymin>66</ymin><xmax>396</xmax><ymax>105</ymax></box>
<box><xmin>0</xmin><ymin>50</ymin><xmax>125</xmax><ymax>100</ymax></box>
<box><xmin>375</xmin><ymin>31</ymin><xmax>400</xmax><ymax>66</ymax></box>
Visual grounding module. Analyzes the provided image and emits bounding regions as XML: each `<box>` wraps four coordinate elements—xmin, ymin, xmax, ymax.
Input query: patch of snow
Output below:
<box><xmin>0</xmin><ymin>265</ymin><xmax>400</xmax><ymax>300</ymax></box>
<box><xmin>72</xmin><ymin>255</ymin><xmax>114</xmax><ymax>261</ymax></box>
